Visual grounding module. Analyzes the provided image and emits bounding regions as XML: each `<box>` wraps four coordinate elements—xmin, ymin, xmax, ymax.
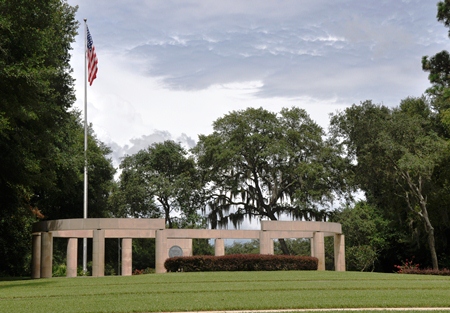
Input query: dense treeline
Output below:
<box><xmin>0</xmin><ymin>0</ymin><xmax>114</xmax><ymax>276</ymax></box>
<box><xmin>2</xmin><ymin>0</ymin><xmax>450</xmax><ymax>276</ymax></box>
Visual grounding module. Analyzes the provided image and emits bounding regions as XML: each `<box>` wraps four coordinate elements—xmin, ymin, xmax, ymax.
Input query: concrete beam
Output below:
<box><xmin>32</xmin><ymin>218</ymin><xmax>165</xmax><ymax>233</ymax></box>
<box><xmin>261</xmin><ymin>220</ymin><xmax>342</xmax><ymax>233</ymax></box>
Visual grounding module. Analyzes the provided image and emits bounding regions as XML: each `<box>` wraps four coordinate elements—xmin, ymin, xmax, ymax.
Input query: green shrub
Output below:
<box><xmin>165</xmin><ymin>254</ymin><xmax>318</xmax><ymax>272</ymax></box>
<box><xmin>105</xmin><ymin>263</ymin><xmax>116</xmax><ymax>276</ymax></box>
<box><xmin>132</xmin><ymin>267</ymin><xmax>155</xmax><ymax>275</ymax></box>
<box><xmin>77</xmin><ymin>262</ymin><xmax>91</xmax><ymax>276</ymax></box>
<box><xmin>52</xmin><ymin>263</ymin><xmax>66</xmax><ymax>277</ymax></box>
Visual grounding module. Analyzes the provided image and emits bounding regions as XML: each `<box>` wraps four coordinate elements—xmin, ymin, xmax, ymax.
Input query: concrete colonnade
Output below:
<box><xmin>31</xmin><ymin>218</ymin><xmax>345</xmax><ymax>278</ymax></box>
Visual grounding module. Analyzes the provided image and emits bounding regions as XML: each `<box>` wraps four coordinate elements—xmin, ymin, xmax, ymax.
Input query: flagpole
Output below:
<box><xmin>83</xmin><ymin>18</ymin><xmax>88</xmax><ymax>274</ymax></box>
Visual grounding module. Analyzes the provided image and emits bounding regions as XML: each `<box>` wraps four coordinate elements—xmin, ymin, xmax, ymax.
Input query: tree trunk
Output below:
<box><xmin>419</xmin><ymin>197</ymin><xmax>439</xmax><ymax>270</ymax></box>
<box><xmin>426</xmin><ymin>226</ymin><xmax>439</xmax><ymax>270</ymax></box>
<box><xmin>278</xmin><ymin>238</ymin><xmax>290</xmax><ymax>255</ymax></box>
<box><xmin>404</xmin><ymin>174</ymin><xmax>439</xmax><ymax>270</ymax></box>
<box><xmin>266</xmin><ymin>211</ymin><xmax>290</xmax><ymax>255</ymax></box>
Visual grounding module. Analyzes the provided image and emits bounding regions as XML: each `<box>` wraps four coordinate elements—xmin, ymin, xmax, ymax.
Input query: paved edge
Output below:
<box><xmin>163</xmin><ymin>309</ymin><xmax>450</xmax><ymax>313</ymax></box>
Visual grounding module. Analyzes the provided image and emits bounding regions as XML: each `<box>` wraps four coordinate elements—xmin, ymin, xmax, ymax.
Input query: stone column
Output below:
<box><xmin>215</xmin><ymin>239</ymin><xmax>225</xmax><ymax>256</ymax></box>
<box><xmin>66</xmin><ymin>238</ymin><xmax>78</xmax><ymax>277</ymax></box>
<box><xmin>313</xmin><ymin>232</ymin><xmax>325</xmax><ymax>271</ymax></box>
<box><xmin>92</xmin><ymin>229</ymin><xmax>105</xmax><ymax>277</ymax></box>
<box><xmin>40</xmin><ymin>232</ymin><xmax>53</xmax><ymax>278</ymax></box>
<box><xmin>259</xmin><ymin>231</ymin><xmax>273</xmax><ymax>255</ymax></box>
<box><xmin>186</xmin><ymin>239</ymin><xmax>193</xmax><ymax>256</ymax></box>
<box><xmin>269</xmin><ymin>238</ymin><xmax>274</xmax><ymax>254</ymax></box>
<box><xmin>31</xmin><ymin>233</ymin><xmax>41</xmax><ymax>279</ymax></box>
<box><xmin>334</xmin><ymin>234</ymin><xmax>346</xmax><ymax>271</ymax></box>
<box><xmin>122</xmin><ymin>238</ymin><xmax>132</xmax><ymax>276</ymax></box>
<box><xmin>155</xmin><ymin>230</ymin><xmax>167</xmax><ymax>273</ymax></box>
<box><xmin>310</xmin><ymin>237</ymin><xmax>315</xmax><ymax>257</ymax></box>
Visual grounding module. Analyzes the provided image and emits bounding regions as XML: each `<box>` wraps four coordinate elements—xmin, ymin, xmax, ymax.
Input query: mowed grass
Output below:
<box><xmin>0</xmin><ymin>271</ymin><xmax>449</xmax><ymax>313</ymax></box>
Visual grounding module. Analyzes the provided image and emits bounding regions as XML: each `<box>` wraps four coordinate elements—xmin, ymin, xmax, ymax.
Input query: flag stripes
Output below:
<box><xmin>86</xmin><ymin>26</ymin><xmax>98</xmax><ymax>86</ymax></box>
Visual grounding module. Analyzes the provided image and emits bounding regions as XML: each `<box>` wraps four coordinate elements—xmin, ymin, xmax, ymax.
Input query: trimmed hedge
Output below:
<box><xmin>164</xmin><ymin>254</ymin><xmax>318</xmax><ymax>272</ymax></box>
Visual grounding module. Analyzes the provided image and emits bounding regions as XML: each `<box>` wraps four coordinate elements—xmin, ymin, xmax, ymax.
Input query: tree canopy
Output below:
<box><xmin>4</xmin><ymin>0</ymin><xmax>450</xmax><ymax>276</ymax></box>
<box><xmin>330</xmin><ymin>99</ymin><xmax>448</xmax><ymax>270</ymax></box>
<box><xmin>194</xmin><ymin>107</ymin><xmax>350</xmax><ymax>253</ymax></box>
<box><xmin>331</xmin><ymin>201</ymin><xmax>392</xmax><ymax>272</ymax></box>
<box><xmin>422</xmin><ymin>1</ymin><xmax>450</xmax><ymax>131</ymax></box>
<box><xmin>112</xmin><ymin>140</ymin><xmax>204</xmax><ymax>228</ymax></box>
<box><xmin>0</xmin><ymin>0</ymin><xmax>115</xmax><ymax>275</ymax></box>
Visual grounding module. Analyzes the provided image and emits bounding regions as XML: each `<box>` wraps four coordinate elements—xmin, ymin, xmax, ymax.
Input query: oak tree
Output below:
<box><xmin>114</xmin><ymin>140</ymin><xmax>204</xmax><ymax>228</ymax></box>
<box><xmin>330</xmin><ymin>99</ymin><xmax>447</xmax><ymax>269</ymax></box>
<box><xmin>194</xmin><ymin>107</ymin><xmax>350</xmax><ymax>254</ymax></box>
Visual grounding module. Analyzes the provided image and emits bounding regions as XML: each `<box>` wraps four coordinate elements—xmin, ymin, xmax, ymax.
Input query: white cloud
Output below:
<box><xmin>68</xmin><ymin>0</ymin><xmax>448</xmax><ymax>168</ymax></box>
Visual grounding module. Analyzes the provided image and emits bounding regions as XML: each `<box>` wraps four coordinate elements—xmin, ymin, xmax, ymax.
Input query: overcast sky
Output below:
<box><xmin>67</xmin><ymin>0</ymin><xmax>449</xmax><ymax>168</ymax></box>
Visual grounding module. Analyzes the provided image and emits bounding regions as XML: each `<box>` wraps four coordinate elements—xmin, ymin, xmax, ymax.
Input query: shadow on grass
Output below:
<box><xmin>0</xmin><ymin>277</ymin><xmax>56</xmax><ymax>289</ymax></box>
<box><xmin>0</xmin><ymin>277</ymin><xmax>31</xmax><ymax>282</ymax></box>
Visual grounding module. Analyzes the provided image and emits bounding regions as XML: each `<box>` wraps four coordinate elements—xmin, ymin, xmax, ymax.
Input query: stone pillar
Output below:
<box><xmin>186</xmin><ymin>239</ymin><xmax>193</xmax><ymax>256</ymax></box>
<box><xmin>259</xmin><ymin>231</ymin><xmax>273</xmax><ymax>255</ymax></box>
<box><xmin>215</xmin><ymin>239</ymin><xmax>225</xmax><ymax>256</ymax></box>
<box><xmin>310</xmin><ymin>237</ymin><xmax>315</xmax><ymax>257</ymax></box>
<box><xmin>40</xmin><ymin>232</ymin><xmax>53</xmax><ymax>278</ymax></box>
<box><xmin>334</xmin><ymin>234</ymin><xmax>346</xmax><ymax>271</ymax></box>
<box><xmin>92</xmin><ymin>229</ymin><xmax>105</xmax><ymax>277</ymax></box>
<box><xmin>122</xmin><ymin>238</ymin><xmax>132</xmax><ymax>276</ymax></box>
<box><xmin>155</xmin><ymin>230</ymin><xmax>167</xmax><ymax>273</ymax></box>
<box><xmin>31</xmin><ymin>233</ymin><xmax>41</xmax><ymax>279</ymax></box>
<box><xmin>313</xmin><ymin>232</ymin><xmax>325</xmax><ymax>271</ymax></box>
<box><xmin>66</xmin><ymin>238</ymin><xmax>78</xmax><ymax>277</ymax></box>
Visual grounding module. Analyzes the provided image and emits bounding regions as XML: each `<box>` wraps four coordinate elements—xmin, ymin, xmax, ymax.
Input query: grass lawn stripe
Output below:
<box><xmin>0</xmin><ymin>272</ymin><xmax>449</xmax><ymax>313</ymax></box>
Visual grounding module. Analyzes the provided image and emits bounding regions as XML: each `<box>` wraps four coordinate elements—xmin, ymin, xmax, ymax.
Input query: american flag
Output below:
<box><xmin>86</xmin><ymin>26</ymin><xmax>98</xmax><ymax>86</ymax></box>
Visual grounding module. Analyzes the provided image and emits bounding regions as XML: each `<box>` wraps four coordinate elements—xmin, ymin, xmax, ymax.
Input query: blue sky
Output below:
<box><xmin>67</xmin><ymin>0</ymin><xmax>449</xmax><ymax>167</ymax></box>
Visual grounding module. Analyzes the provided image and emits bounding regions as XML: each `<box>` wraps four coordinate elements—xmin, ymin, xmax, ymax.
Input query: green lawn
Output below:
<box><xmin>0</xmin><ymin>271</ymin><xmax>449</xmax><ymax>313</ymax></box>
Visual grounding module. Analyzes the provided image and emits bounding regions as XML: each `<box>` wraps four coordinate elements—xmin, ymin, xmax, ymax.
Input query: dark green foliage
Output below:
<box><xmin>193</xmin><ymin>239</ymin><xmax>214</xmax><ymax>255</ymax></box>
<box><xmin>437</xmin><ymin>0</ymin><xmax>450</xmax><ymax>37</ymax></box>
<box><xmin>330</xmin><ymin>99</ymin><xmax>448</xmax><ymax>270</ymax></box>
<box><xmin>0</xmin><ymin>0</ymin><xmax>81</xmax><ymax>276</ymax></box>
<box><xmin>132</xmin><ymin>239</ymin><xmax>156</xmax><ymax>270</ymax></box>
<box><xmin>422</xmin><ymin>51</ymin><xmax>450</xmax><ymax>101</ymax></box>
<box><xmin>35</xmin><ymin>117</ymin><xmax>115</xmax><ymax>220</ymax></box>
<box><xmin>0</xmin><ymin>210</ymin><xmax>35</xmax><ymax>276</ymax></box>
<box><xmin>226</xmin><ymin>240</ymin><xmax>260</xmax><ymax>255</ymax></box>
<box><xmin>331</xmin><ymin>202</ymin><xmax>392</xmax><ymax>272</ymax></box>
<box><xmin>0</xmin><ymin>0</ymin><xmax>115</xmax><ymax>276</ymax></box>
<box><xmin>194</xmin><ymin>107</ymin><xmax>351</xmax><ymax>254</ymax></box>
<box><xmin>113</xmin><ymin>140</ymin><xmax>204</xmax><ymax>228</ymax></box>
<box><xmin>164</xmin><ymin>254</ymin><xmax>318</xmax><ymax>272</ymax></box>
<box><xmin>274</xmin><ymin>238</ymin><xmax>310</xmax><ymax>256</ymax></box>
<box><xmin>0</xmin><ymin>0</ymin><xmax>78</xmax><ymax>208</ymax></box>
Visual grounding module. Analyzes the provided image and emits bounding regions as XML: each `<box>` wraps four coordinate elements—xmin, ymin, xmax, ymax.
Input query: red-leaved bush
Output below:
<box><xmin>395</xmin><ymin>257</ymin><xmax>450</xmax><ymax>276</ymax></box>
<box><xmin>164</xmin><ymin>254</ymin><xmax>318</xmax><ymax>272</ymax></box>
